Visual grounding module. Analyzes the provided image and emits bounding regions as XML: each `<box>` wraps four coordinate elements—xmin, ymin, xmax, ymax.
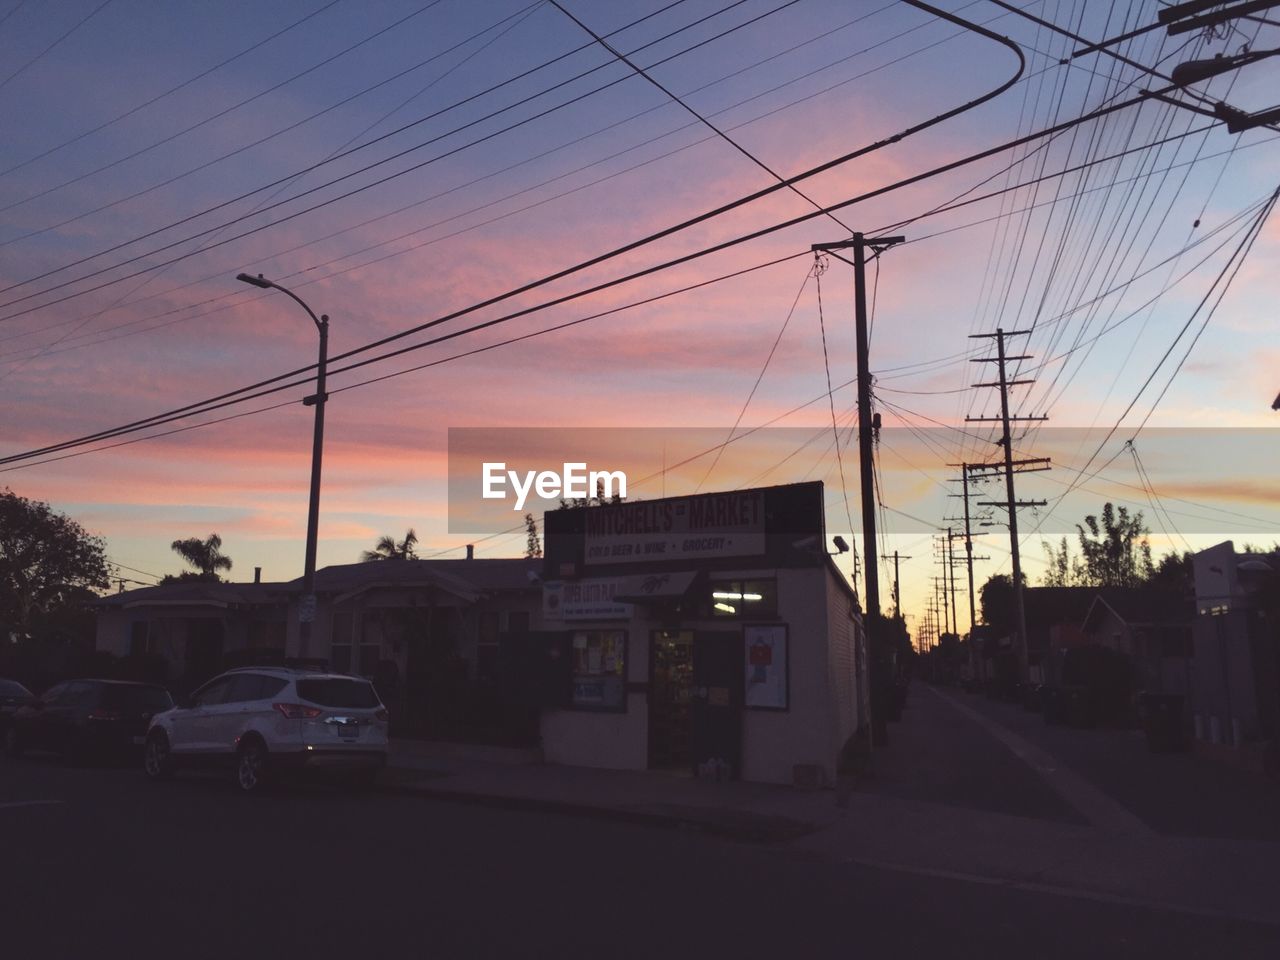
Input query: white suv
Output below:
<box><xmin>143</xmin><ymin>667</ymin><xmax>389</xmax><ymax>793</ymax></box>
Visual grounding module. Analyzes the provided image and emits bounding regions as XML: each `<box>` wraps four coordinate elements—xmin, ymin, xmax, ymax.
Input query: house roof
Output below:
<box><xmin>98</xmin><ymin>558</ymin><xmax>542</xmax><ymax>611</ymax></box>
<box><xmin>96</xmin><ymin>580</ymin><xmax>290</xmax><ymax>610</ymax></box>
<box><xmin>1082</xmin><ymin>589</ymin><xmax>1193</xmax><ymax>633</ymax></box>
<box><xmin>295</xmin><ymin>558</ymin><xmax>541</xmax><ymax>595</ymax></box>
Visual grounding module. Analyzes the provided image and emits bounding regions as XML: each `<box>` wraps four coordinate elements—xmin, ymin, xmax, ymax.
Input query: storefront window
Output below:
<box><xmin>571</xmin><ymin>630</ymin><xmax>626</xmax><ymax>710</ymax></box>
<box><xmin>709</xmin><ymin>579</ymin><xmax>777</xmax><ymax>618</ymax></box>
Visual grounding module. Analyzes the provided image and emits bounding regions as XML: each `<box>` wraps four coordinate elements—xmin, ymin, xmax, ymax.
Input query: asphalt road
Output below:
<box><xmin>4</xmin><ymin>754</ymin><xmax>1280</xmax><ymax>959</ymax></box>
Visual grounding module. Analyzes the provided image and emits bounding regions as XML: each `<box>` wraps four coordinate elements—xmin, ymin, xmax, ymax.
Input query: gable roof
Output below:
<box><xmin>1082</xmin><ymin>589</ymin><xmax>1193</xmax><ymax>633</ymax></box>
<box><xmin>96</xmin><ymin>580</ymin><xmax>290</xmax><ymax>610</ymax></box>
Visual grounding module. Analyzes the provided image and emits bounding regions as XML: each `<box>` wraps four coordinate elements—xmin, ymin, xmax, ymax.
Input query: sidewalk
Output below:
<box><xmin>381</xmin><ymin>738</ymin><xmax>847</xmax><ymax>842</ymax></box>
<box><xmin>794</xmin><ymin>685</ymin><xmax>1280</xmax><ymax>926</ymax></box>
<box><xmin>379</xmin><ymin>701</ymin><xmax>1280</xmax><ymax>925</ymax></box>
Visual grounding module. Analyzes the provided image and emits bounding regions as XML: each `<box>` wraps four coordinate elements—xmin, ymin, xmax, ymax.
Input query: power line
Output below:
<box><xmin>546</xmin><ymin>0</ymin><xmax>854</xmax><ymax>233</ymax></box>
<box><xmin>0</xmin><ymin>0</ymin><xmax>804</xmax><ymax>318</ymax></box>
<box><xmin>0</xmin><ymin>16</ymin><xmax>1036</xmax><ymax>465</ymax></box>
<box><xmin>695</xmin><ymin>264</ymin><xmax>811</xmax><ymax>492</ymax></box>
<box><xmin>0</xmin><ymin>0</ymin><xmax>345</xmax><ymax>178</ymax></box>
<box><xmin>0</xmin><ymin>0</ymin><xmax>116</xmax><ymax>92</ymax></box>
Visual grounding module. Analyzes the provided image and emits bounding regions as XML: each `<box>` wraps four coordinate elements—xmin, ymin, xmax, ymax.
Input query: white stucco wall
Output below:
<box><xmin>740</xmin><ymin>567</ymin><xmax>838</xmax><ymax>785</ymax></box>
<box><xmin>540</xmin><ymin>619</ymin><xmax>648</xmax><ymax>769</ymax></box>
<box><xmin>538</xmin><ymin>564</ymin><xmax>862</xmax><ymax>786</ymax></box>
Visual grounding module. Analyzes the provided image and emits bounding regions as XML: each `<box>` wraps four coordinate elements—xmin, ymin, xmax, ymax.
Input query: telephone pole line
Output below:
<box><xmin>966</xmin><ymin>328</ymin><xmax>1049</xmax><ymax>680</ymax></box>
<box><xmin>945</xmin><ymin>527</ymin><xmax>959</xmax><ymax>639</ymax></box>
<box><xmin>813</xmin><ymin>232</ymin><xmax>904</xmax><ymax>745</ymax></box>
<box><xmin>892</xmin><ymin>551</ymin><xmax>912</xmax><ymax>619</ymax></box>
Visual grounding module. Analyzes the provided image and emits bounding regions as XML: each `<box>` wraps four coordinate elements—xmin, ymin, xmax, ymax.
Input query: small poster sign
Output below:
<box><xmin>744</xmin><ymin>624</ymin><xmax>788</xmax><ymax>710</ymax></box>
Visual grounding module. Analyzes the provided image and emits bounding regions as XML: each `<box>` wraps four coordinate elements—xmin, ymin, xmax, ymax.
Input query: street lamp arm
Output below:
<box><xmin>237</xmin><ymin>272</ymin><xmax>325</xmax><ymax>330</ymax></box>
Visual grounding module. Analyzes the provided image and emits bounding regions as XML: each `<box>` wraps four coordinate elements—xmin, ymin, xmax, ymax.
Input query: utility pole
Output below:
<box><xmin>967</xmin><ymin>328</ymin><xmax>1048</xmax><ymax>680</ymax></box>
<box><xmin>933</xmin><ymin>574</ymin><xmax>950</xmax><ymax>637</ymax></box>
<box><xmin>892</xmin><ymin>551</ymin><xmax>912</xmax><ymax>619</ymax></box>
<box><xmin>944</xmin><ymin>468</ymin><xmax>995</xmax><ymax>637</ymax></box>
<box><xmin>945</xmin><ymin>527</ymin><xmax>959</xmax><ymax>640</ymax></box>
<box><xmin>813</xmin><ymin>232</ymin><xmax>904</xmax><ymax>746</ymax></box>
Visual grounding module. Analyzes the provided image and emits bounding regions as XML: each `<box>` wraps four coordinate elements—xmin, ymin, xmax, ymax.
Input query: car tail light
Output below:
<box><xmin>375</xmin><ymin>708</ymin><xmax>389</xmax><ymax>722</ymax></box>
<box><xmin>87</xmin><ymin>708</ymin><xmax>122</xmax><ymax>720</ymax></box>
<box><xmin>272</xmin><ymin>703</ymin><xmax>323</xmax><ymax>720</ymax></box>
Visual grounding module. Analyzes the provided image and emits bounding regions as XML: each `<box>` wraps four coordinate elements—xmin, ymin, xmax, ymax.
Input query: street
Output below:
<box><xmin>6</xmin><ymin>708</ymin><xmax>1280</xmax><ymax>959</ymax></box>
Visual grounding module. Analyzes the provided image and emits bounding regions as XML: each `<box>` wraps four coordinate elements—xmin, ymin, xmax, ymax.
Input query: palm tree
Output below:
<box><xmin>361</xmin><ymin>528</ymin><xmax>418</xmax><ymax>562</ymax></box>
<box><xmin>170</xmin><ymin>533</ymin><xmax>233</xmax><ymax>579</ymax></box>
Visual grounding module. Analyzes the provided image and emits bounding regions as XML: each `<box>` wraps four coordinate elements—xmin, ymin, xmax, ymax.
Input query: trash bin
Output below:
<box><xmin>1142</xmin><ymin>693</ymin><xmax>1188</xmax><ymax>752</ymax></box>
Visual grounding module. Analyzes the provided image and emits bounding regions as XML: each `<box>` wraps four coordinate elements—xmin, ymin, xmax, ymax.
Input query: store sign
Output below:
<box><xmin>583</xmin><ymin>490</ymin><xmax>765</xmax><ymax>566</ymax></box>
<box><xmin>542</xmin><ymin>579</ymin><xmax>633</xmax><ymax>621</ymax></box>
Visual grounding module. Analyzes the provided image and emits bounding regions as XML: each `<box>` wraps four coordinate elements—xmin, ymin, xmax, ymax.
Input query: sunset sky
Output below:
<box><xmin>3</xmin><ymin>0</ymin><xmax>1277</xmax><ymax>629</ymax></box>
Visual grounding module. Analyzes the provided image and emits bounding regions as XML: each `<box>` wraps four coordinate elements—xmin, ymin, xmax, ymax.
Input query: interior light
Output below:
<box><xmin>712</xmin><ymin>591</ymin><xmax>743</xmax><ymax>600</ymax></box>
<box><xmin>714</xmin><ymin>602</ymin><xmax>736</xmax><ymax>614</ymax></box>
<box><xmin>742</xmin><ymin>593</ymin><xmax>763</xmax><ymax>601</ymax></box>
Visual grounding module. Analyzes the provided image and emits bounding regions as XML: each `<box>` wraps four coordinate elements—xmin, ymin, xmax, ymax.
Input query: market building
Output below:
<box><xmin>537</xmin><ymin>481</ymin><xmax>868</xmax><ymax>786</ymax></box>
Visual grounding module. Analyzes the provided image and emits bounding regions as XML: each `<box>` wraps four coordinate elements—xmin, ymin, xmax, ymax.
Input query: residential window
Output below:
<box><xmin>570</xmin><ymin>630</ymin><xmax>626</xmax><ymax>711</ymax></box>
<box><xmin>709</xmin><ymin>579</ymin><xmax>777</xmax><ymax>618</ymax></box>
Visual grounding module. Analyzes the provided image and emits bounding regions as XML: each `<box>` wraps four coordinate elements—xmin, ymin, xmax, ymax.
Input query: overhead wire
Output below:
<box><xmin>0</xmin><ymin>0</ymin><xmax>345</xmax><ymax>178</ymax></box>
<box><xmin>0</xmin><ymin>0</ymin><xmax>116</xmax><ymax>93</ymax></box>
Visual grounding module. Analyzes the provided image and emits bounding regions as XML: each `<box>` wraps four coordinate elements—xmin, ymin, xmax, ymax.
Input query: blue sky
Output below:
<box><xmin>1</xmin><ymin>0</ymin><xmax>1277</xmax><ymax>623</ymax></box>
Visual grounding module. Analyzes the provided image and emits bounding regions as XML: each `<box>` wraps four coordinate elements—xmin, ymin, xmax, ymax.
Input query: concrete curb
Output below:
<box><xmin>376</xmin><ymin>770</ymin><xmax>821</xmax><ymax>843</ymax></box>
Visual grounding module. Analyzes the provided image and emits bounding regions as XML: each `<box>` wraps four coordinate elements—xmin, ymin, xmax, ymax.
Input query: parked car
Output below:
<box><xmin>0</xmin><ymin>678</ymin><xmax>37</xmax><ymax>735</ymax></box>
<box><xmin>143</xmin><ymin>667</ymin><xmax>389</xmax><ymax>793</ymax></box>
<box><xmin>5</xmin><ymin>679</ymin><xmax>173</xmax><ymax>762</ymax></box>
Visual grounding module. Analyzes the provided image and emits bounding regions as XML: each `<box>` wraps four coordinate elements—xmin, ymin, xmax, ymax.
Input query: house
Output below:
<box><xmin>95</xmin><ymin>557</ymin><xmax>545</xmax><ymax>744</ymax></box>
<box><xmin>95</xmin><ymin>579</ymin><xmax>291</xmax><ymax>689</ymax></box>
<box><xmin>1190</xmin><ymin>541</ymin><xmax>1280</xmax><ymax>764</ymax></box>
<box><xmin>1080</xmin><ymin>591</ymin><xmax>1194</xmax><ymax>698</ymax></box>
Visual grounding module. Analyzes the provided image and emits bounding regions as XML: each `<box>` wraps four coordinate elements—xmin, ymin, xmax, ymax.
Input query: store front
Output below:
<box><xmin>539</xmin><ymin>482</ymin><xmax>867</xmax><ymax>786</ymax></box>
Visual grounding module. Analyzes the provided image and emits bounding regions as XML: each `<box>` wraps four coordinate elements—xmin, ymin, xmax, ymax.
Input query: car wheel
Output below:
<box><xmin>143</xmin><ymin>731</ymin><xmax>175</xmax><ymax>781</ymax></box>
<box><xmin>236</xmin><ymin>739</ymin><xmax>270</xmax><ymax>794</ymax></box>
<box><xmin>4</xmin><ymin>726</ymin><xmax>23</xmax><ymax>758</ymax></box>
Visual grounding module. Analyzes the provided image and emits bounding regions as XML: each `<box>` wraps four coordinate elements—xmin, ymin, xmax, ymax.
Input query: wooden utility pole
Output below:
<box><xmin>946</xmin><ymin>465</ymin><xmax>983</xmax><ymax>634</ymax></box>
<box><xmin>967</xmin><ymin>328</ymin><xmax>1048</xmax><ymax>679</ymax></box>
<box><xmin>945</xmin><ymin>527</ymin><xmax>959</xmax><ymax>639</ymax></box>
<box><xmin>892</xmin><ymin>551</ymin><xmax>912</xmax><ymax>619</ymax></box>
<box><xmin>812</xmin><ymin>233</ymin><xmax>904</xmax><ymax>746</ymax></box>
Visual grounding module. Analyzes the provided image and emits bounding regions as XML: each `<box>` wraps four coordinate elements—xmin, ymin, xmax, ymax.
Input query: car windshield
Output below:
<box><xmin>102</xmin><ymin>685</ymin><xmax>173</xmax><ymax>712</ymax></box>
<box><xmin>0</xmin><ymin>680</ymin><xmax>32</xmax><ymax>698</ymax></box>
<box><xmin>296</xmin><ymin>678</ymin><xmax>379</xmax><ymax>708</ymax></box>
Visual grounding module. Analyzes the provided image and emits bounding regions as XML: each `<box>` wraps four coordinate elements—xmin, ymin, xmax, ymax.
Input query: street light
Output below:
<box><xmin>237</xmin><ymin>272</ymin><xmax>329</xmax><ymax>658</ymax></box>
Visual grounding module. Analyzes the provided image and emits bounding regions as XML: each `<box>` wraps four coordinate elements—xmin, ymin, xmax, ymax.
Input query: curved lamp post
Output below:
<box><xmin>237</xmin><ymin>272</ymin><xmax>328</xmax><ymax>658</ymax></box>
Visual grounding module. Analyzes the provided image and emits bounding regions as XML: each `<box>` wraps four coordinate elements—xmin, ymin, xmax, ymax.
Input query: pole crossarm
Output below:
<box><xmin>1165</xmin><ymin>0</ymin><xmax>1280</xmax><ymax>35</ymax></box>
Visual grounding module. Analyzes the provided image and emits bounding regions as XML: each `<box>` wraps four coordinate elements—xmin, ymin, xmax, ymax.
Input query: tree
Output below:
<box><xmin>1075</xmin><ymin>503</ymin><xmax>1153</xmax><ymax>587</ymax></box>
<box><xmin>170</xmin><ymin>533</ymin><xmax>233</xmax><ymax>580</ymax></box>
<box><xmin>524</xmin><ymin>513</ymin><xmax>541</xmax><ymax>559</ymax></box>
<box><xmin>361</xmin><ymin>528</ymin><xmax>418</xmax><ymax>562</ymax></box>
<box><xmin>557</xmin><ymin>479</ymin><xmax>624</xmax><ymax>510</ymax></box>
<box><xmin>0</xmin><ymin>488</ymin><xmax>110</xmax><ymax>637</ymax></box>
<box><xmin>1148</xmin><ymin>550</ymin><xmax>1193</xmax><ymax>591</ymax></box>
<box><xmin>979</xmin><ymin>573</ymin><xmax>1018</xmax><ymax>635</ymax></box>
<box><xmin>1040</xmin><ymin>537</ymin><xmax>1085</xmax><ymax>587</ymax></box>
